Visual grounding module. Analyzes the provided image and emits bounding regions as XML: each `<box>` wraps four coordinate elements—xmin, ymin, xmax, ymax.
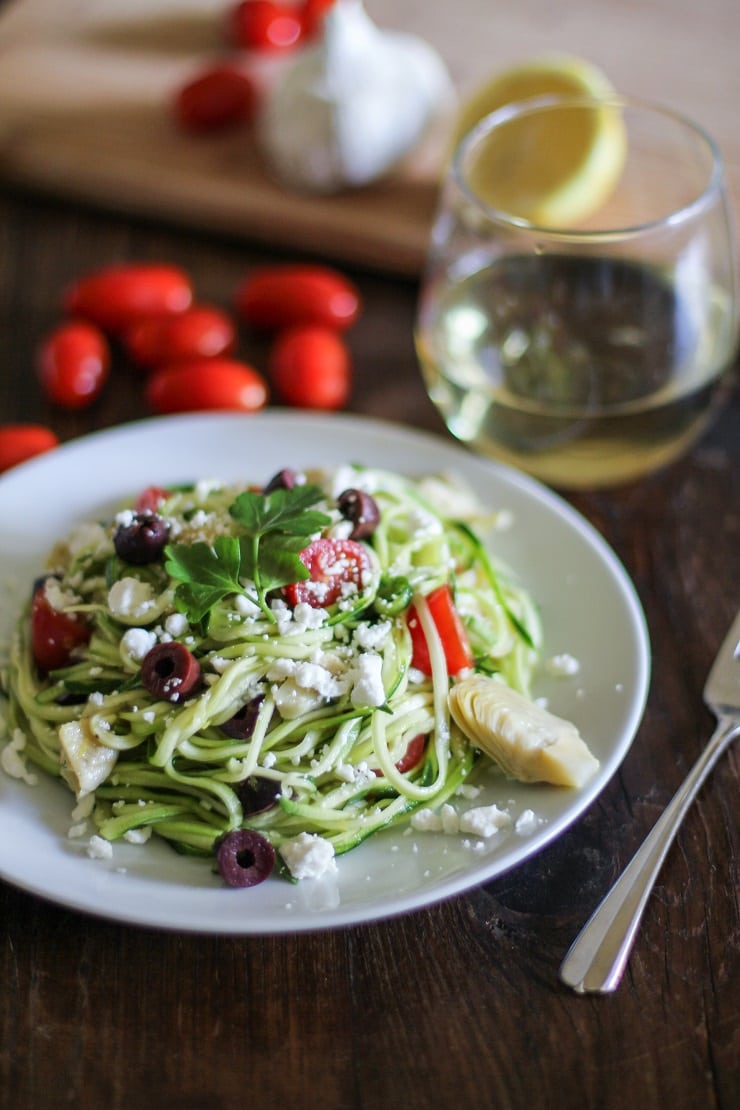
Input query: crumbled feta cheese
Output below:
<box><xmin>108</xmin><ymin>577</ymin><xmax>157</xmax><ymax>620</ymax></box>
<box><xmin>410</xmin><ymin>807</ymin><xmax>443</xmax><ymax>832</ymax></box>
<box><xmin>462</xmin><ymin>839</ymin><xmax>488</xmax><ymax>854</ymax></box>
<box><xmin>124</xmin><ymin>826</ymin><xmax>152</xmax><ymax>844</ymax></box>
<box><xmin>280</xmin><ymin>832</ymin><xmax>337</xmax><ymax>880</ymax></box>
<box><xmin>44</xmin><ymin>578</ymin><xmax>81</xmax><ymax>611</ymax></box>
<box><xmin>515</xmin><ymin>808</ymin><xmax>541</xmax><ymax>836</ymax></box>
<box><xmin>325</xmin><ymin>465</ymin><xmax>376</xmax><ymax>499</ymax></box>
<box><xmin>440</xmin><ymin>803</ymin><xmax>460</xmax><ymax>834</ymax></box>
<box><xmin>188</xmin><ymin>509</ymin><xmax>211</xmax><ymax>531</ymax></box>
<box><xmin>272</xmin><ymin>679</ymin><xmax>325</xmax><ymax>720</ymax></box>
<box><xmin>293</xmin><ymin>661</ymin><xmax>343</xmax><ymax>697</ymax></box>
<box><xmin>210</xmin><ymin>656</ymin><xmax>232</xmax><ymax>674</ymax></box>
<box><xmin>353</xmin><ymin>620</ymin><xmax>391</xmax><ymax>652</ymax></box>
<box><xmin>335</xmin><ymin>761</ymin><xmax>374</xmax><ymax>785</ymax></box>
<box><xmin>164</xmin><ymin>612</ymin><xmax>189</xmax><ymax>637</ymax></box>
<box><xmin>456</xmin><ymin>783</ymin><xmax>481</xmax><ymax>799</ymax></box>
<box><xmin>270</xmin><ymin>599</ymin><xmax>294</xmax><ymax>634</ymax></box>
<box><xmin>266</xmin><ymin>658</ymin><xmax>297</xmax><ymax>682</ymax></box>
<box><xmin>86</xmin><ymin>835</ymin><xmax>113</xmax><ymax>860</ymax></box>
<box><xmin>293</xmin><ymin>602</ymin><xmax>329</xmax><ymax>631</ymax></box>
<box><xmin>194</xmin><ymin>478</ymin><xmax>222</xmax><ymax>500</ymax></box>
<box><xmin>0</xmin><ymin>728</ymin><xmax>38</xmax><ymax>785</ymax></box>
<box><xmin>269</xmin><ymin>653</ymin><xmax>349</xmax><ymax>717</ymax></box>
<box><xmin>458</xmin><ymin>804</ymin><xmax>512</xmax><ymax>838</ymax></box>
<box><xmin>122</xmin><ymin>627</ymin><xmax>157</xmax><ymax>662</ymax></box>
<box><xmin>546</xmin><ymin>653</ymin><xmax>581</xmax><ymax>677</ymax></box>
<box><xmin>327</xmin><ymin>519</ymin><xmax>354</xmax><ymax>541</ymax></box>
<box><xmin>234</xmin><ymin>593</ymin><xmax>262</xmax><ymax>619</ymax></box>
<box><xmin>410</xmin><ymin>802</ymin><xmax>507</xmax><ymax>838</ymax></box>
<box><xmin>271</xmin><ymin>598</ymin><xmax>329</xmax><ymax>635</ymax></box>
<box><xmin>350</xmin><ymin>652</ymin><xmax>385</xmax><ymax>707</ymax></box>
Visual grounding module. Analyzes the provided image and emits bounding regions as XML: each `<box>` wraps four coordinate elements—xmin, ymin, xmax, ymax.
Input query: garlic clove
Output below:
<box><xmin>449</xmin><ymin>673</ymin><xmax>600</xmax><ymax>788</ymax></box>
<box><xmin>258</xmin><ymin>0</ymin><xmax>455</xmax><ymax>194</ymax></box>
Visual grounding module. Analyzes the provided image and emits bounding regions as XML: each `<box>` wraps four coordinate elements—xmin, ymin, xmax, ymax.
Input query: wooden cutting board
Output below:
<box><xmin>0</xmin><ymin>0</ymin><xmax>738</xmax><ymax>275</ymax></box>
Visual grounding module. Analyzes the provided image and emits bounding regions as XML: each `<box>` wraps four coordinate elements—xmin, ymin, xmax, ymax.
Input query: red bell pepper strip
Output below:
<box><xmin>407</xmin><ymin>585</ymin><xmax>473</xmax><ymax>676</ymax></box>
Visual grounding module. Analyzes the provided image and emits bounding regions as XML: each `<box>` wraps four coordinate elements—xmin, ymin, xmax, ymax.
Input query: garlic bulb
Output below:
<box><xmin>258</xmin><ymin>0</ymin><xmax>455</xmax><ymax>193</ymax></box>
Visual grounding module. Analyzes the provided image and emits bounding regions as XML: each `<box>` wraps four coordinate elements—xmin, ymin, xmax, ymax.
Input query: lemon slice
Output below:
<box><xmin>454</xmin><ymin>55</ymin><xmax>627</xmax><ymax>227</ymax></box>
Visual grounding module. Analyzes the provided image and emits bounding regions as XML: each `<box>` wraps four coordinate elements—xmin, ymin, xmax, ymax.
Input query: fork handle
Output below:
<box><xmin>559</xmin><ymin>716</ymin><xmax>739</xmax><ymax>994</ymax></box>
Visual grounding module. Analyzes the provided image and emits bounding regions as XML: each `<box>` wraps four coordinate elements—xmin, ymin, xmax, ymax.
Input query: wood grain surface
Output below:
<box><xmin>0</xmin><ymin>181</ymin><xmax>737</xmax><ymax>1109</ymax></box>
<box><xmin>0</xmin><ymin>0</ymin><xmax>738</xmax><ymax>273</ymax></box>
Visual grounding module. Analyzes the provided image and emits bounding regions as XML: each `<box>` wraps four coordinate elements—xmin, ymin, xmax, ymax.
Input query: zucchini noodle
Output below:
<box><xmin>0</xmin><ymin>465</ymin><xmax>541</xmax><ymax>881</ymax></box>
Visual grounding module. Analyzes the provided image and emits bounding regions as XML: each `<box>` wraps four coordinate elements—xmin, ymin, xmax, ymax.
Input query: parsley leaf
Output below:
<box><xmin>230</xmin><ymin>485</ymin><xmax>331</xmax><ymax>615</ymax></box>
<box><xmin>162</xmin><ymin>484</ymin><xmax>332</xmax><ymax>625</ymax></box>
<box><xmin>229</xmin><ymin>485</ymin><xmax>330</xmax><ymax>538</ymax></box>
<box><xmin>165</xmin><ymin>535</ymin><xmax>244</xmax><ymax>624</ymax></box>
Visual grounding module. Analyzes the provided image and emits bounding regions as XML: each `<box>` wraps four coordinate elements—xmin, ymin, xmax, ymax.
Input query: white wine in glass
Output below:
<box><xmin>416</xmin><ymin>97</ymin><xmax>737</xmax><ymax>488</ymax></box>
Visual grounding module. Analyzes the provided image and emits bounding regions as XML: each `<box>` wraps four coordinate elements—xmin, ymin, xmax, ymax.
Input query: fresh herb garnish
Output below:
<box><xmin>165</xmin><ymin>535</ymin><xmax>243</xmax><ymax>624</ymax></box>
<box><xmin>165</xmin><ymin>484</ymin><xmax>331</xmax><ymax>624</ymax></box>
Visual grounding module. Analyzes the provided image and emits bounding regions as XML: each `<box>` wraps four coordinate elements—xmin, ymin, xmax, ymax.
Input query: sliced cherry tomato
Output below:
<box><xmin>64</xmin><ymin>263</ymin><xmax>193</xmax><ymax>334</ymax></box>
<box><xmin>227</xmin><ymin>1</ymin><xmax>303</xmax><ymax>51</ymax></box>
<box><xmin>31</xmin><ymin>585</ymin><xmax>91</xmax><ymax>672</ymax></box>
<box><xmin>270</xmin><ymin>326</ymin><xmax>351</xmax><ymax>410</ymax></box>
<box><xmin>37</xmin><ymin>320</ymin><xmax>109</xmax><ymax>409</ymax></box>
<box><xmin>0</xmin><ymin>424</ymin><xmax>59</xmax><ymax>474</ymax></box>
<box><xmin>145</xmin><ymin>358</ymin><xmax>268</xmax><ymax>414</ymax></box>
<box><xmin>124</xmin><ymin>305</ymin><xmax>237</xmax><ymax>368</ymax></box>
<box><xmin>407</xmin><ymin>585</ymin><xmax>473</xmax><ymax>676</ymax></box>
<box><xmin>300</xmin><ymin>0</ymin><xmax>336</xmax><ymax>38</ymax></box>
<box><xmin>173</xmin><ymin>65</ymin><xmax>258</xmax><ymax>133</ymax></box>
<box><xmin>394</xmin><ymin>733</ymin><xmax>428</xmax><ymax>774</ymax></box>
<box><xmin>134</xmin><ymin>486</ymin><xmax>171</xmax><ymax>514</ymax></box>
<box><xmin>372</xmin><ymin>732</ymin><xmax>427</xmax><ymax>778</ymax></box>
<box><xmin>284</xmin><ymin>538</ymin><xmax>371</xmax><ymax>608</ymax></box>
<box><xmin>235</xmin><ymin>265</ymin><xmax>361</xmax><ymax>331</ymax></box>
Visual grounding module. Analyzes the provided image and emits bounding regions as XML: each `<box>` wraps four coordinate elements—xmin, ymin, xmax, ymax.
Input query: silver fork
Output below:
<box><xmin>559</xmin><ymin>608</ymin><xmax>740</xmax><ymax>994</ymax></box>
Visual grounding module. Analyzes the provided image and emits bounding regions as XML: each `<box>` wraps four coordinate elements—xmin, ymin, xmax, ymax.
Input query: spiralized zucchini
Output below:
<box><xmin>0</xmin><ymin>465</ymin><xmax>540</xmax><ymax>878</ymax></box>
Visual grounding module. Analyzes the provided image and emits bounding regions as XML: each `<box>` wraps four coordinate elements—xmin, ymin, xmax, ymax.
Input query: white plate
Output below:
<box><xmin>0</xmin><ymin>412</ymin><xmax>650</xmax><ymax>933</ymax></box>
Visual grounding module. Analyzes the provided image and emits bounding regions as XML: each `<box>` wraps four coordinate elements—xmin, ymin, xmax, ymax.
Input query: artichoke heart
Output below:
<box><xmin>449</xmin><ymin>674</ymin><xmax>599</xmax><ymax>787</ymax></box>
<box><xmin>59</xmin><ymin>719</ymin><xmax>118</xmax><ymax>798</ymax></box>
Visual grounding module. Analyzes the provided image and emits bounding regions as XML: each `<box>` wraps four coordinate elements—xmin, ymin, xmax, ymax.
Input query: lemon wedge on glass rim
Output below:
<box><xmin>454</xmin><ymin>55</ymin><xmax>628</xmax><ymax>228</ymax></box>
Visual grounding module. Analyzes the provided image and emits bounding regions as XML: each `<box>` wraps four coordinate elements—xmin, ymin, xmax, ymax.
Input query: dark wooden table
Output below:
<box><xmin>0</xmin><ymin>186</ymin><xmax>737</xmax><ymax>1110</ymax></box>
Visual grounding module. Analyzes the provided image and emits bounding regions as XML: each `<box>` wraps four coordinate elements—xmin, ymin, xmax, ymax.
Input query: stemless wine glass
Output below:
<box><xmin>415</xmin><ymin>96</ymin><xmax>738</xmax><ymax>489</ymax></box>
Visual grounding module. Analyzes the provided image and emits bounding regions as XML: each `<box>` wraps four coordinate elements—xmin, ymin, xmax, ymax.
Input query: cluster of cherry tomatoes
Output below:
<box><xmin>0</xmin><ymin>258</ymin><xmax>362</xmax><ymax>475</ymax></box>
<box><xmin>174</xmin><ymin>0</ymin><xmax>336</xmax><ymax>134</ymax></box>
<box><xmin>0</xmin><ymin>2</ymin><xmax>357</xmax><ymax>476</ymax></box>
